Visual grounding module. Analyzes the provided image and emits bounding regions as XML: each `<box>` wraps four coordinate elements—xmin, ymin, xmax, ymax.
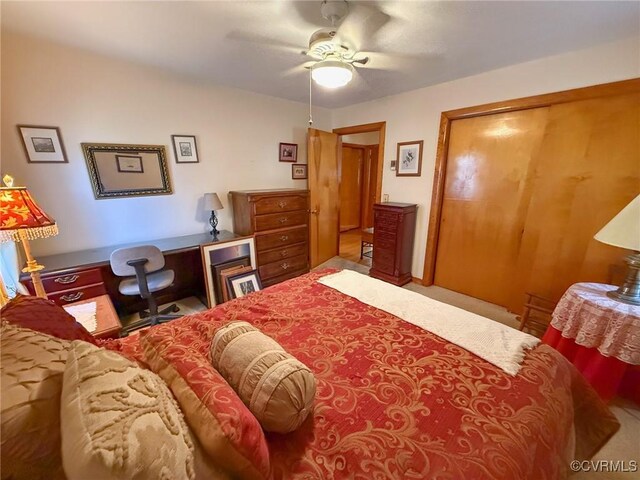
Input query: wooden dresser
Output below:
<box><xmin>369</xmin><ymin>202</ymin><xmax>417</xmax><ymax>286</ymax></box>
<box><xmin>229</xmin><ymin>189</ymin><xmax>310</xmax><ymax>287</ymax></box>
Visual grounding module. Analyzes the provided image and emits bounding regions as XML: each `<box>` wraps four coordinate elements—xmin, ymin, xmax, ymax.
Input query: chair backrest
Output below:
<box><xmin>110</xmin><ymin>245</ymin><xmax>165</xmax><ymax>277</ymax></box>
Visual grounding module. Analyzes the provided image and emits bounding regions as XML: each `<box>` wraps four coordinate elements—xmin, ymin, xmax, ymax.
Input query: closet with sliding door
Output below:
<box><xmin>424</xmin><ymin>79</ymin><xmax>640</xmax><ymax>314</ymax></box>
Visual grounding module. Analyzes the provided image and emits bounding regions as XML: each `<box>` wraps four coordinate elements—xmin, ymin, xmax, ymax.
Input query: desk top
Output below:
<box><xmin>551</xmin><ymin>282</ymin><xmax>640</xmax><ymax>365</ymax></box>
<box><xmin>37</xmin><ymin>230</ymin><xmax>239</xmax><ymax>274</ymax></box>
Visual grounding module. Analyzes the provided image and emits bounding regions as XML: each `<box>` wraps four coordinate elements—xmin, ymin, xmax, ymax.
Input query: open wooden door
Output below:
<box><xmin>308</xmin><ymin>128</ymin><xmax>340</xmax><ymax>268</ymax></box>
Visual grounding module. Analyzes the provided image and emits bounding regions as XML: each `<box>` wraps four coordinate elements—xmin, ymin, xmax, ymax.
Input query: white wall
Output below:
<box><xmin>1</xmin><ymin>32</ymin><xmax>331</xmax><ymax>256</ymax></box>
<box><xmin>332</xmin><ymin>35</ymin><xmax>640</xmax><ymax>279</ymax></box>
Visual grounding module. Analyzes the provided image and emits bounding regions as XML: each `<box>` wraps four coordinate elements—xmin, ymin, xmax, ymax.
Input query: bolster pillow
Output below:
<box><xmin>210</xmin><ymin>321</ymin><xmax>316</xmax><ymax>434</ymax></box>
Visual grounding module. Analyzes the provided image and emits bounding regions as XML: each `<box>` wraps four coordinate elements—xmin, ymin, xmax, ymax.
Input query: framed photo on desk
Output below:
<box><xmin>201</xmin><ymin>236</ymin><xmax>256</xmax><ymax>307</ymax></box>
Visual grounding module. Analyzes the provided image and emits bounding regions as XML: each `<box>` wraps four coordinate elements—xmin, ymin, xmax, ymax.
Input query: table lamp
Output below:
<box><xmin>0</xmin><ymin>175</ymin><xmax>58</xmax><ymax>299</ymax></box>
<box><xmin>204</xmin><ymin>193</ymin><xmax>224</xmax><ymax>238</ymax></box>
<box><xmin>594</xmin><ymin>194</ymin><xmax>640</xmax><ymax>305</ymax></box>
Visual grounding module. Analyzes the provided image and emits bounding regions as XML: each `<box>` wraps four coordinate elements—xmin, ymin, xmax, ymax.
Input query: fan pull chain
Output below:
<box><xmin>308</xmin><ymin>68</ymin><xmax>313</xmax><ymax>126</ymax></box>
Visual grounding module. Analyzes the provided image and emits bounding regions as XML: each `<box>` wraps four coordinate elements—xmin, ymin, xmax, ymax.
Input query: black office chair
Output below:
<box><xmin>110</xmin><ymin>245</ymin><xmax>181</xmax><ymax>335</ymax></box>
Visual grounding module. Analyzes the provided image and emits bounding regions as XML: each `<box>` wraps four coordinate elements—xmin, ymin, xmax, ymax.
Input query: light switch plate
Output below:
<box><xmin>383</xmin><ymin>194</ymin><xmax>389</xmax><ymax>202</ymax></box>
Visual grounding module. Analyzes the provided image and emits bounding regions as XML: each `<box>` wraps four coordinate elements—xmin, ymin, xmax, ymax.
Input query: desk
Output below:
<box><xmin>542</xmin><ymin>283</ymin><xmax>640</xmax><ymax>403</ymax></box>
<box><xmin>22</xmin><ymin>231</ymin><xmax>239</xmax><ymax>315</ymax></box>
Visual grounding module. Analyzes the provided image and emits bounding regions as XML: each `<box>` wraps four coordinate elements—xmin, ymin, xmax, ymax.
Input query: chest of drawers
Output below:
<box><xmin>369</xmin><ymin>202</ymin><xmax>417</xmax><ymax>286</ymax></box>
<box><xmin>229</xmin><ymin>189</ymin><xmax>310</xmax><ymax>287</ymax></box>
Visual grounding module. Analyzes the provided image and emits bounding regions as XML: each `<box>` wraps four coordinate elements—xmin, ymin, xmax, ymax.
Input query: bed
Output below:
<box><xmin>101</xmin><ymin>269</ymin><xmax>619</xmax><ymax>480</ymax></box>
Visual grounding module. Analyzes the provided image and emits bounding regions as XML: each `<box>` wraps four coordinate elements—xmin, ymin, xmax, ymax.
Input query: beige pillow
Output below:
<box><xmin>210</xmin><ymin>321</ymin><xmax>316</xmax><ymax>433</ymax></box>
<box><xmin>0</xmin><ymin>322</ymin><xmax>68</xmax><ymax>480</ymax></box>
<box><xmin>61</xmin><ymin>340</ymin><xmax>196</xmax><ymax>480</ymax></box>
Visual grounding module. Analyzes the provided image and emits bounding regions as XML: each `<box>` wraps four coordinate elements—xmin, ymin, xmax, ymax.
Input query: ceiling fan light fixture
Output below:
<box><xmin>311</xmin><ymin>60</ymin><xmax>354</xmax><ymax>88</ymax></box>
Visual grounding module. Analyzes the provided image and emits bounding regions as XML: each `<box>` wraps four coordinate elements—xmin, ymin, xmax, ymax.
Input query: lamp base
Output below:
<box><xmin>209</xmin><ymin>210</ymin><xmax>220</xmax><ymax>237</ymax></box>
<box><xmin>607</xmin><ymin>253</ymin><xmax>640</xmax><ymax>306</ymax></box>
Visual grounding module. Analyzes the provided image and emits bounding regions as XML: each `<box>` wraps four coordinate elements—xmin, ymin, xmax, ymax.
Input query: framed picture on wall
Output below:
<box><xmin>279</xmin><ymin>142</ymin><xmax>297</xmax><ymax>162</ymax></box>
<box><xmin>17</xmin><ymin>125</ymin><xmax>68</xmax><ymax>163</ymax></box>
<box><xmin>396</xmin><ymin>140</ymin><xmax>423</xmax><ymax>177</ymax></box>
<box><xmin>291</xmin><ymin>164</ymin><xmax>308</xmax><ymax>179</ymax></box>
<box><xmin>171</xmin><ymin>135</ymin><xmax>199</xmax><ymax>163</ymax></box>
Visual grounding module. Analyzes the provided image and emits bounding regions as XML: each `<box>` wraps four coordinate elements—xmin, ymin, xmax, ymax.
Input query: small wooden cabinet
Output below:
<box><xmin>229</xmin><ymin>189</ymin><xmax>310</xmax><ymax>287</ymax></box>
<box><xmin>369</xmin><ymin>202</ymin><xmax>417</xmax><ymax>286</ymax></box>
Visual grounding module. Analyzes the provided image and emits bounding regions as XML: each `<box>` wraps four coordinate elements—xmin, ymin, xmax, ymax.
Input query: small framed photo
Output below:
<box><xmin>279</xmin><ymin>142</ymin><xmax>297</xmax><ymax>162</ymax></box>
<box><xmin>226</xmin><ymin>269</ymin><xmax>262</xmax><ymax>299</ymax></box>
<box><xmin>116</xmin><ymin>155</ymin><xmax>144</xmax><ymax>173</ymax></box>
<box><xmin>292</xmin><ymin>164</ymin><xmax>308</xmax><ymax>180</ymax></box>
<box><xmin>390</xmin><ymin>160</ymin><xmax>397</xmax><ymax>171</ymax></box>
<box><xmin>396</xmin><ymin>140</ymin><xmax>423</xmax><ymax>177</ymax></box>
<box><xmin>17</xmin><ymin>125</ymin><xmax>68</xmax><ymax>163</ymax></box>
<box><xmin>171</xmin><ymin>135</ymin><xmax>199</xmax><ymax>163</ymax></box>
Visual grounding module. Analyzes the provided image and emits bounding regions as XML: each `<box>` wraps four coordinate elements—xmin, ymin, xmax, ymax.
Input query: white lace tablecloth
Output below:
<box><xmin>551</xmin><ymin>283</ymin><xmax>640</xmax><ymax>365</ymax></box>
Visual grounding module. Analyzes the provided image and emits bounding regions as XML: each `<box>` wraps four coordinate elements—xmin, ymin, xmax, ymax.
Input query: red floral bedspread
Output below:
<box><xmin>103</xmin><ymin>270</ymin><xmax>619</xmax><ymax>480</ymax></box>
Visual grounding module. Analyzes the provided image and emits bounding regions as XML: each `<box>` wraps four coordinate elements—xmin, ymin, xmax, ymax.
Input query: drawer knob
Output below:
<box><xmin>280</xmin><ymin>250</ymin><xmax>288</xmax><ymax>257</ymax></box>
<box><xmin>60</xmin><ymin>292</ymin><xmax>83</xmax><ymax>302</ymax></box>
<box><xmin>278</xmin><ymin>201</ymin><xmax>287</xmax><ymax>209</ymax></box>
<box><xmin>280</xmin><ymin>235</ymin><xmax>289</xmax><ymax>242</ymax></box>
<box><xmin>279</xmin><ymin>217</ymin><xmax>288</xmax><ymax>224</ymax></box>
<box><xmin>54</xmin><ymin>274</ymin><xmax>79</xmax><ymax>285</ymax></box>
<box><xmin>281</xmin><ymin>262</ymin><xmax>290</xmax><ymax>270</ymax></box>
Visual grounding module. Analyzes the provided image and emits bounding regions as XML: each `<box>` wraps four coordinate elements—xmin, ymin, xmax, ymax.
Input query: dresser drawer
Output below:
<box><xmin>28</xmin><ymin>268</ymin><xmax>104</xmax><ymax>295</ymax></box>
<box><xmin>257</xmin><ymin>243</ymin><xmax>307</xmax><ymax>266</ymax></box>
<box><xmin>372</xmin><ymin>249</ymin><xmax>396</xmax><ymax>274</ymax></box>
<box><xmin>48</xmin><ymin>283</ymin><xmax>107</xmax><ymax>306</ymax></box>
<box><xmin>254</xmin><ymin>195</ymin><xmax>308</xmax><ymax>215</ymax></box>
<box><xmin>262</xmin><ymin>268</ymin><xmax>309</xmax><ymax>288</ymax></box>
<box><xmin>259</xmin><ymin>254</ymin><xmax>308</xmax><ymax>281</ymax></box>
<box><xmin>255</xmin><ymin>210</ymin><xmax>308</xmax><ymax>232</ymax></box>
<box><xmin>255</xmin><ymin>226</ymin><xmax>308</xmax><ymax>252</ymax></box>
<box><xmin>374</xmin><ymin>211</ymin><xmax>400</xmax><ymax>232</ymax></box>
<box><xmin>374</xmin><ymin>230</ymin><xmax>397</xmax><ymax>246</ymax></box>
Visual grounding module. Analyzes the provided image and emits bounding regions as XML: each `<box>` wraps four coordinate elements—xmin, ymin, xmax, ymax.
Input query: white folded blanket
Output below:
<box><xmin>318</xmin><ymin>270</ymin><xmax>539</xmax><ymax>376</ymax></box>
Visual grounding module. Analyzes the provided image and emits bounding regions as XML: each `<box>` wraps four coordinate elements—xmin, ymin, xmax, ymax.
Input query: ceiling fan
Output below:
<box><xmin>301</xmin><ymin>0</ymin><xmax>374</xmax><ymax>88</ymax></box>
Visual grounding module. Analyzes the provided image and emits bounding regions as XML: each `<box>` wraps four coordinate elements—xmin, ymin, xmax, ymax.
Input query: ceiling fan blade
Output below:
<box><xmin>336</xmin><ymin>2</ymin><xmax>391</xmax><ymax>52</ymax></box>
<box><xmin>226</xmin><ymin>30</ymin><xmax>304</xmax><ymax>56</ymax></box>
<box><xmin>288</xmin><ymin>0</ymin><xmax>326</xmax><ymax>30</ymax></box>
<box><xmin>354</xmin><ymin>50</ymin><xmax>443</xmax><ymax>72</ymax></box>
<box><xmin>281</xmin><ymin>61</ymin><xmax>316</xmax><ymax>78</ymax></box>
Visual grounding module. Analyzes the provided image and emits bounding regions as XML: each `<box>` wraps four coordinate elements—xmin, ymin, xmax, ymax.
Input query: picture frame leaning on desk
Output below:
<box><xmin>201</xmin><ymin>236</ymin><xmax>257</xmax><ymax>307</ymax></box>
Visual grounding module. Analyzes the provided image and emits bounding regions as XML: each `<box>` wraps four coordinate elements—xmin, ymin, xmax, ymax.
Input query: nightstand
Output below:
<box><xmin>65</xmin><ymin>294</ymin><xmax>122</xmax><ymax>339</ymax></box>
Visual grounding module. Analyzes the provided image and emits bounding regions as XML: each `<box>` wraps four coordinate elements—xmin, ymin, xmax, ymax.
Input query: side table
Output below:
<box><xmin>65</xmin><ymin>294</ymin><xmax>122</xmax><ymax>339</ymax></box>
<box><xmin>542</xmin><ymin>283</ymin><xmax>640</xmax><ymax>403</ymax></box>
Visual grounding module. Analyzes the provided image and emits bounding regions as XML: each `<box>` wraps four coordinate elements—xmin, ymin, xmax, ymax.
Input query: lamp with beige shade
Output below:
<box><xmin>594</xmin><ymin>194</ymin><xmax>640</xmax><ymax>305</ymax></box>
<box><xmin>0</xmin><ymin>175</ymin><xmax>58</xmax><ymax>304</ymax></box>
<box><xmin>204</xmin><ymin>193</ymin><xmax>224</xmax><ymax>239</ymax></box>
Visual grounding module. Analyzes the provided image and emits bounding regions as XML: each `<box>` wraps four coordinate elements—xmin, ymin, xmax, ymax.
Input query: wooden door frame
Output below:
<box><xmin>422</xmin><ymin>78</ymin><xmax>640</xmax><ymax>286</ymax></box>
<box><xmin>333</xmin><ymin>121</ymin><xmax>386</xmax><ymax>208</ymax></box>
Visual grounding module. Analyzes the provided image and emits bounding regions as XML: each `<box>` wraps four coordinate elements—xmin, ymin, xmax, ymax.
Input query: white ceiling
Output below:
<box><xmin>2</xmin><ymin>1</ymin><xmax>638</xmax><ymax>108</ymax></box>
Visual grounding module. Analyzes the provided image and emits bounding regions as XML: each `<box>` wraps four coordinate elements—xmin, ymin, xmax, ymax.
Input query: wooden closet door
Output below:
<box><xmin>506</xmin><ymin>92</ymin><xmax>640</xmax><ymax>312</ymax></box>
<box><xmin>361</xmin><ymin>145</ymin><xmax>379</xmax><ymax>229</ymax></box>
<box><xmin>434</xmin><ymin>91</ymin><xmax>639</xmax><ymax>312</ymax></box>
<box><xmin>339</xmin><ymin>145</ymin><xmax>364</xmax><ymax>231</ymax></box>
<box><xmin>434</xmin><ymin>108</ymin><xmax>550</xmax><ymax>307</ymax></box>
